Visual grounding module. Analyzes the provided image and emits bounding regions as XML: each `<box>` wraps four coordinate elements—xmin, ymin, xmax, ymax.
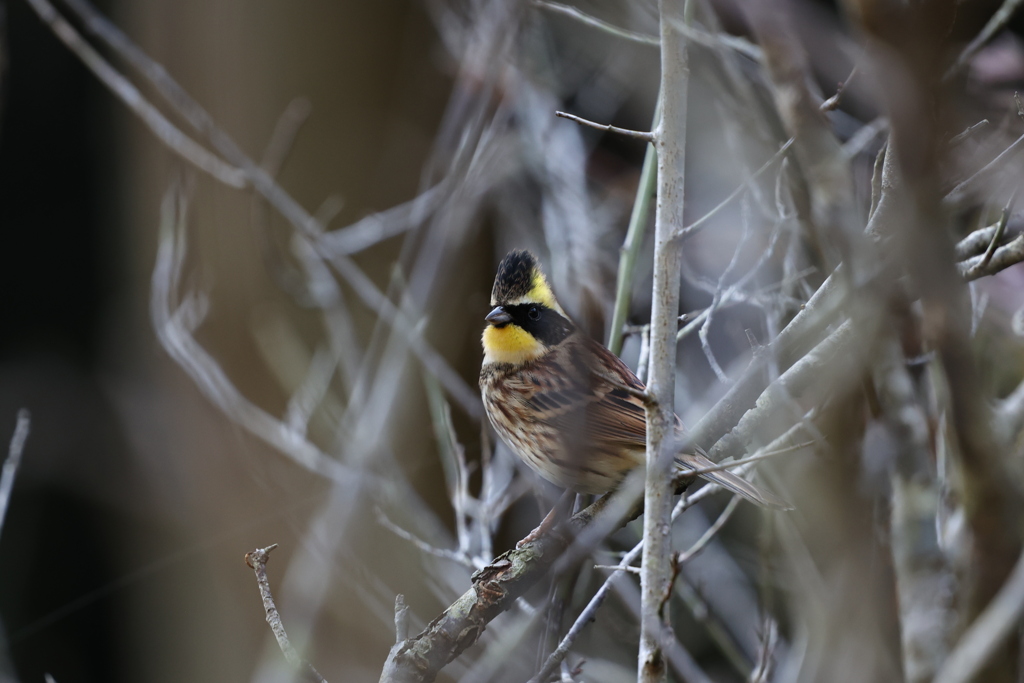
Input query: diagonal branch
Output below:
<box><xmin>378</xmin><ymin>494</ymin><xmax>615</xmax><ymax>683</ymax></box>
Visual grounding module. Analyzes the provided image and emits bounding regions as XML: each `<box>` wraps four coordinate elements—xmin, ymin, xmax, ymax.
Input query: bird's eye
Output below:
<box><xmin>528</xmin><ymin>306</ymin><xmax>541</xmax><ymax>321</ymax></box>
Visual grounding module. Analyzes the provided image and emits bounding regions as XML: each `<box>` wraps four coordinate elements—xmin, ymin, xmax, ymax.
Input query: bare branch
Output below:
<box><xmin>977</xmin><ymin>197</ymin><xmax>1014</xmax><ymax>269</ymax></box>
<box><xmin>640</xmin><ymin>1</ymin><xmax>689</xmax><ymax>679</ymax></box>
<box><xmin>244</xmin><ymin>545</ymin><xmax>328</xmax><ymax>683</ymax></box>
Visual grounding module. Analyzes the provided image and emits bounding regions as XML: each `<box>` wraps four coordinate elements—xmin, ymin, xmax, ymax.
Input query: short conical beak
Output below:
<box><xmin>485</xmin><ymin>306</ymin><xmax>513</xmax><ymax>326</ymax></box>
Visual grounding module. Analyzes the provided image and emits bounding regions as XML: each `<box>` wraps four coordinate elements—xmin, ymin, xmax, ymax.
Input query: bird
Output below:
<box><xmin>479</xmin><ymin>249</ymin><xmax>791</xmax><ymax>510</ymax></box>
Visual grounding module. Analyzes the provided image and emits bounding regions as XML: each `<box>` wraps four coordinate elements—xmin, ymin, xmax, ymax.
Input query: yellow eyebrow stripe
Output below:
<box><xmin>523</xmin><ymin>271</ymin><xmax>563</xmax><ymax>312</ymax></box>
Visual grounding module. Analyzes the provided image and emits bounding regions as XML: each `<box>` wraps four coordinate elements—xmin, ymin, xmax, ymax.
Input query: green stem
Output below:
<box><xmin>608</xmin><ymin>98</ymin><xmax>661</xmax><ymax>355</ymax></box>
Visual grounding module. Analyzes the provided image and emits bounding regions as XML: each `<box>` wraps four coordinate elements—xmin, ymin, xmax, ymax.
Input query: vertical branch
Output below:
<box><xmin>639</xmin><ymin>1</ymin><xmax>688</xmax><ymax>681</ymax></box>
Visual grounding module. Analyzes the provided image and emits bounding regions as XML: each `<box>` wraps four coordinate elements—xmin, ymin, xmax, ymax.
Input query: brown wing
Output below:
<box><xmin>501</xmin><ymin>334</ymin><xmax>649</xmax><ymax>451</ymax></box>
<box><xmin>504</xmin><ymin>334</ymin><xmax>792</xmax><ymax>509</ymax></box>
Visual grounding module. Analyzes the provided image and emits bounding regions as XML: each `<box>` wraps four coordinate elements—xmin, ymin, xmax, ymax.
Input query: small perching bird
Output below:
<box><xmin>479</xmin><ymin>249</ymin><xmax>791</xmax><ymax>509</ymax></box>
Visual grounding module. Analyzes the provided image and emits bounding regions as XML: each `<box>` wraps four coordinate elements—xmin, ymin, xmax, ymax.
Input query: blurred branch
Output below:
<box><xmin>706</xmin><ymin>317</ymin><xmax>872</xmax><ymax>464</ymax></box>
<box><xmin>531</xmin><ymin>0</ymin><xmax>660</xmax><ymax>46</ymax></box>
<box><xmin>315</xmin><ymin>183</ymin><xmax>448</xmax><ymax>256</ymax></box>
<box><xmin>151</xmin><ymin>184</ymin><xmax>355</xmax><ymax>480</ymax></box>
<box><xmin>944</xmin><ymin>0</ymin><xmax>1024</xmax><ymax>81</ymax></box>
<box><xmin>950</xmin><ymin>120</ymin><xmax>991</xmax><ymax>147</ymax></box>
<box><xmin>955</xmin><ymin>223</ymin><xmax>1002</xmax><ymax>261</ymax></box>
<box><xmin>244</xmin><ymin>545</ymin><xmax>328</xmax><ymax>683</ymax></box>
<box><xmin>976</xmin><ymin>196</ymin><xmax>1013</xmax><ymax>268</ymax></box>
<box><xmin>22</xmin><ymin>0</ymin><xmax>247</xmax><ymax>187</ymax></box>
<box><xmin>554</xmin><ymin>110</ymin><xmax>655</xmax><ymax>142</ymax></box>
<box><xmin>640</xmin><ymin>0</ymin><xmax>690</xmax><ymax>679</ymax></box>
<box><xmin>945</xmin><ymin>130</ymin><xmax>1024</xmax><ymax>206</ymax></box>
<box><xmin>52</xmin><ymin>0</ymin><xmax>482</xmax><ymax>419</ymax></box>
<box><xmin>874</xmin><ymin>339</ymin><xmax>954</xmax><ymax>683</ymax></box>
<box><xmin>959</xmin><ymin>235</ymin><xmax>1024</xmax><ymax>280</ymax></box>
<box><xmin>260</xmin><ymin>97</ymin><xmax>312</xmax><ymax>176</ymax></box>
<box><xmin>819</xmin><ymin>66</ymin><xmax>857</xmax><ymax>112</ymax></box>
<box><xmin>0</xmin><ymin>409</ymin><xmax>30</xmax><ymax>537</ymax></box>
<box><xmin>749</xmin><ymin>1</ymin><xmax>859</xmax><ymax>271</ymax></box>
<box><xmin>933</xmin><ymin>546</ymin><xmax>1024</xmax><ymax>683</ymax></box>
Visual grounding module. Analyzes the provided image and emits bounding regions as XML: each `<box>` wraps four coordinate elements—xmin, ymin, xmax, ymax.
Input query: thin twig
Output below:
<box><xmin>675</xmin><ymin>496</ymin><xmax>739</xmax><ymax>563</ymax></box>
<box><xmin>554</xmin><ymin>111</ymin><xmax>655</xmax><ymax>143</ymax></box>
<box><xmin>698</xmin><ymin>196</ymin><xmax>756</xmax><ymax>383</ymax></box>
<box><xmin>244</xmin><ymin>545</ymin><xmax>328</xmax><ymax>683</ymax></box>
<box><xmin>672</xmin><ymin>138</ymin><xmax>794</xmax><ymax>242</ymax></box>
<box><xmin>978</xmin><ymin>193</ymin><xmax>1017</xmax><ymax>269</ymax></box>
<box><xmin>375</xmin><ymin>507</ymin><xmax>476</xmax><ymax>569</ymax></box>
<box><xmin>260</xmin><ymin>97</ymin><xmax>313</xmax><ymax>175</ymax></box>
<box><xmin>950</xmin><ymin>119</ymin><xmax>991</xmax><ymax>147</ymax></box>
<box><xmin>945</xmin><ymin>130</ymin><xmax>1024</xmax><ymax>205</ymax></box>
<box><xmin>0</xmin><ymin>409</ymin><xmax>30</xmax><ymax>536</ymax></box>
<box><xmin>532</xmin><ymin>0</ymin><xmax>660</xmax><ymax>46</ymax></box>
<box><xmin>819</xmin><ymin>66</ymin><xmax>857</xmax><ymax>112</ymax></box>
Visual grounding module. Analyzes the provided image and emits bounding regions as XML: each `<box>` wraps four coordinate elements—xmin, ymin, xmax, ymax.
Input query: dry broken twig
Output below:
<box><xmin>244</xmin><ymin>545</ymin><xmax>328</xmax><ymax>683</ymax></box>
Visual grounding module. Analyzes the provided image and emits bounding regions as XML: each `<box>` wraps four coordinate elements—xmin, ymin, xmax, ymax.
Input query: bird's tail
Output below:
<box><xmin>675</xmin><ymin>452</ymin><xmax>793</xmax><ymax>510</ymax></box>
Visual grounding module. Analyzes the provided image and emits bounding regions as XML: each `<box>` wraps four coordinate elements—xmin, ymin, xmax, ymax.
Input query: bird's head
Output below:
<box><xmin>482</xmin><ymin>250</ymin><xmax>574</xmax><ymax>365</ymax></box>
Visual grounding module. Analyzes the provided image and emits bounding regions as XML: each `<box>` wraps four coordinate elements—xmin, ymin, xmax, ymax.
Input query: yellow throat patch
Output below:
<box><xmin>482</xmin><ymin>324</ymin><xmax>546</xmax><ymax>365</ymax></box>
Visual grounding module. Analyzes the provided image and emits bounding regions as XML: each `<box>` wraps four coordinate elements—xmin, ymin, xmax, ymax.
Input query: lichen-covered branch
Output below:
<box><xmin>378</xmin><ymin>495</ymin><xmax>614</xmax><ymax>683</ymax></box>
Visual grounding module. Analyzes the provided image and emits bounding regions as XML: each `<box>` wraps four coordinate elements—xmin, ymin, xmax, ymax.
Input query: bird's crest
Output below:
<box><xmin>491</xmin><ymin>250</ymin><xmax>565</xmax><ymax>315</ymax></box>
